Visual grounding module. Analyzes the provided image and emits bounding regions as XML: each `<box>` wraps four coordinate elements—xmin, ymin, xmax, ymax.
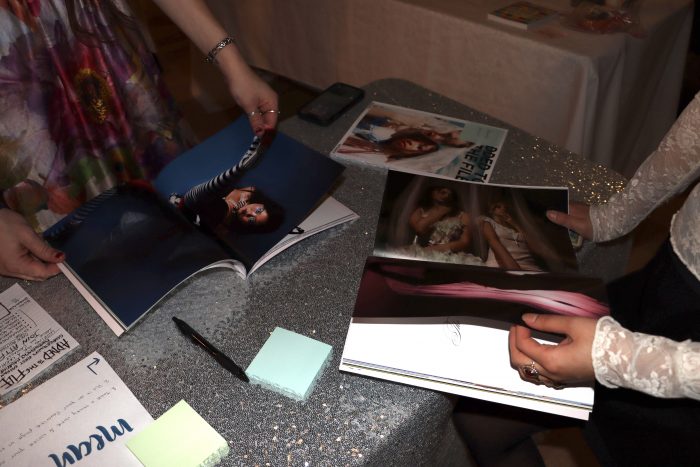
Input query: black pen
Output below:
<box><xmin>172</xmin><ymin>317</ymin><xmax>249</xmax><ymax>383</ymax></box>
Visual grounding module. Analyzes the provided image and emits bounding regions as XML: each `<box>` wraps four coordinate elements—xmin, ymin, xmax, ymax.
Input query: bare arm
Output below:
<box><xmin>409</xmin><ymin>206</ymin><xmax>450</xmax><ymax>236</ymax></box>
<box><xmin>426</xmin><ymin>212</ymin><xmax>472</xmax><ymax>253</ymax></box>
<box><xmin>152</xmin><ymin>0</ymin><xmax>278</xmax><ymax>135</ymax></box>
<box><xmin>482</xmin><ymin>219</ymin><xmax>520</xmax><ymax>269</ymax></box>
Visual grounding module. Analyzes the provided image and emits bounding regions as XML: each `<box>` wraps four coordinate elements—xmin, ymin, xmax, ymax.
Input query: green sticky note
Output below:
<box><xmin>126</xmin><ymin>400</ymin><xmax>229</xmax><ymax>467</ymax></box>
<box><xmin>246</xmin><ymin>327</ymin><xmax>333</xmax><ymax>401</ymax></box>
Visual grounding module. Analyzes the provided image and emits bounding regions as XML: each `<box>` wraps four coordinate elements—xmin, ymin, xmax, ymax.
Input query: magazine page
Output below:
<box><xmin>154</xmin><ymin>117</ymin><xmax>345</xmax><ymax>271</ymax></box>
<box><xmin>247</xmin><ymin>196</ymin><xmax>359</xmax><ymax>276</ymax></box>
<box><xmin>373</xmin><ymin>170</ymin><xmax>577</xmax><ymax>274</ymax></box>
<box><xmin>332</xmin><ymin>102</ymin><xmax>507</xmax><ymax>182</ymax></box>
<box><xmin>340</xmin><ymin>256</ymin><xmax>609</xmax><ymax>419</ymax></box>
<box><xmin>44</xmin><ymin>185</ymin><xmax>233</xmax><ymax>335</ymax></box>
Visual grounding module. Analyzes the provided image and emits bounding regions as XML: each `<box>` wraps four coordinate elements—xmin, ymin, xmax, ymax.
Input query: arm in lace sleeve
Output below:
<box><xmin>592</xmin><ymin>316</ymin><xmax>700</xmax><ymax>399</ymax></box>
<box><xmin>589</xmin><ymin>93</ymin><xmax>700</xmax><ymax>242</ymax></box>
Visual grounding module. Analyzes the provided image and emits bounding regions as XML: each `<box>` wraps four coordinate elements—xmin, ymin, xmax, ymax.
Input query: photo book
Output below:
<box><xmin>339</xmin><ymin>170</ymin><xmax>608</xmax><ymax>419</ymax></box>
<box><xmin>332</xmin><ymin>102</ymin><xmax>508</xmax><ymax>183</ymax></box>
<box><xmin>44</xmin><ymin>117</ymin><xmax>357</xmax><ymax>336</ymax></box>
<box><xmin>487</xmin><ymin>1</ymin><xmax>560</xmax><ymax>30</ymax></box>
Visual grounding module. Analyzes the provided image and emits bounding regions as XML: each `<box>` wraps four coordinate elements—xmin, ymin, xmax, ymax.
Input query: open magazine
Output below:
<box><xmin>44</xmin><ymin>118</ymin><xmax>356</xmax><ymax>336</ymax></box>
<box><xmin>332</xmin><ymin>102</ymin><xmax>508</xmax><ymax>182</ymax></box>
<box><xmin>339</xmin><ymin>171</ymin><xmax>608</xmax><ymax>419</ymax></box>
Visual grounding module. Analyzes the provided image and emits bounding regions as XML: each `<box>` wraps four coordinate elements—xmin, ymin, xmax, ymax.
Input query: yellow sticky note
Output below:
<box><xmin>126</xmin><ymin>400</ymin><xmax>229</xmax><ymax>467</ymax></box>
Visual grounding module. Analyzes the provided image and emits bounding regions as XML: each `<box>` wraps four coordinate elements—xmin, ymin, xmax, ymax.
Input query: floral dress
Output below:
<box><xmin>0</xmin><ymin>0</ymin><xmax>195</xmax><ymax>231</ymax></box>
<box><xmin>386</xmin><ymin>213</ymin><xmax>484</xmax><ymax>266</ymax></box>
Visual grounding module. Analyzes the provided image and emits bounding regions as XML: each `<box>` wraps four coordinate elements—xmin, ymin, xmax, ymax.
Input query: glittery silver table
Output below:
<box><xmin>0</xmin><ymin>79</ymin><xmax>629</xmax><ymax>466</ymax></box>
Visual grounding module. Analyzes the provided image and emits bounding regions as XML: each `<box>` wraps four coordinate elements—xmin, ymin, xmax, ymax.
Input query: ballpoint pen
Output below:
<box><xmin>172</xmin><ymin>317</ymin><xmax>249</xmax><ymax>383</ymax></box>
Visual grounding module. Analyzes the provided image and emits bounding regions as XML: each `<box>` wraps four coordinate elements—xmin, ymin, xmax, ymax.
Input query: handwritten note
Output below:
<box><xmin>0</xmin><ymin>352</ymin><xmax>153</xmax><ymax>466</ymax></box>
<box><xmin>0</xmin><ymin>284</ymin><xmax>79</xmax><ymax>398</ymax></box>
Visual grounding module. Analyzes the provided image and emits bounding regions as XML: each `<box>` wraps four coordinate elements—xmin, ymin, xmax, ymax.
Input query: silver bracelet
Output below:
<box><xmin>204</xmin><ymin>36</ymin><xmax>235</xmax><ymax>64</ymax></box>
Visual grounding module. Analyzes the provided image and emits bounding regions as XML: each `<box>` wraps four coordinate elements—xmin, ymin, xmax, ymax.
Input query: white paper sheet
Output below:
<box><xmin>0</xmin><ymin>284</ymin><xmax>79</xmax><ymax>397</ymax></box>
<box><xmin>340</xmin><ymin>317</ymin><xmax>594</xmax><ymax>419</ymax></box>
<box><xmin>0</xmin><ymin>352</ymin><xmax>153</xmax><ymax>466</ymax></box>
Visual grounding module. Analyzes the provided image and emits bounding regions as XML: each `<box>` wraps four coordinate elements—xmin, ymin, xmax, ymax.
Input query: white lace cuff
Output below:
<box><xmin>592</xmin><ymin>316</ymin><xmax>700</xmax><ymax>399</ymax></box>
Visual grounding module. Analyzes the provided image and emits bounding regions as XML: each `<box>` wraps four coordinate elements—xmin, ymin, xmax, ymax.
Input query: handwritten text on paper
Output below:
<box><xmin>0</xmin><ymin>284</ymin><xmax>79</xmax><ymax>397</ymax></box>
<box><xmin>0</xmin><ymin>352</ymin><xmax>153</xmax><ymax>467</ymax></box>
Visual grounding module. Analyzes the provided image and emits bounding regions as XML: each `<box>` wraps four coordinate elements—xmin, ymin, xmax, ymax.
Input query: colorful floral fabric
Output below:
<box><xmin>0</xmin><ymin>0</ymin><xmax>194</xmax><ymax>230</ymax></box>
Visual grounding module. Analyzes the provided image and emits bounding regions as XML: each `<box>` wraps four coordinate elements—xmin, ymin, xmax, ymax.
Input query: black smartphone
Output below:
<box><xmin>298</xmin><ymin>82</ymin><xmax>365</xmax><ymax>126</ymax></box>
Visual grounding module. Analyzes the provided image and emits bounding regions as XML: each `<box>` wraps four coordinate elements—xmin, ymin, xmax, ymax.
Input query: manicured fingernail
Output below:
<box><xmin>55</xmin><ymin>252</ymin><xmax>65</xmax><ymax>260</ymax></box>
<box><xmin>522</xmin><ymin>313</ymin><xmax>536</xmax><ymax>323</ymax></box>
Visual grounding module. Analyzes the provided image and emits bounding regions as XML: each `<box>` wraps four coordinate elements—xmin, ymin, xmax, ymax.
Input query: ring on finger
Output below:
<box><xmin>261</xmin><ymin>109</ymin><xmax>280</xmax><ymax>115</ymax></box>
<box><xmin>248</xmin><ymin>110</ymin><xmax>261</xmax><ymax>117</ymax></box>
<box><xmin>520</xmin><ymin>361</ymin><xmax>540</xmax><ymax>382</ymax></box>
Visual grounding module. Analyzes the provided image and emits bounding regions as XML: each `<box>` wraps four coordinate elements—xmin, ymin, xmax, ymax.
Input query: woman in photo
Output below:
<box><xmin>480</xmin><ymin>199</ymin><xmax>542</xmax><ymax>271</ymax></box>
<box><xmin>173</xmin><ymin>186</ymin><xmax>284</xmax><ymax>234</ymax></box>
<box><xmin>387</xmin><ymin>185</ymin><xmax>483</xmax><ymax>265</ymax></box>
<box><xmin>336</xmin><ymin>131</ymin><xmax>440</xmax><ymax>161</ymax></box>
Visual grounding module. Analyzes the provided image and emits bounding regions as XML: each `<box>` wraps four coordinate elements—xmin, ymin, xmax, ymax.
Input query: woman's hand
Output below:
<box><xmin>150</xmin><ymin>0</ymin><xmax>280</xmax><ymax>136</ymax></box>
<box><xmin>0</xmin><ymin>209</ymin><xmax>64</xmax><ymax>280</ymax></box>
<box><xmin>409</xmin><ymin>205</ymin><xmax>452</xmax><ymax>236</ymax></box>
<box><xmin>223</xmin><ymin>62</ymin><xmax>279</xmax><ymax>136</ymax></box>
<box><xmin>546</xmin><ymin>202</ymin><xmax>593</xmax><ymax>240</ymax></box>
<box><xmin>509</xmin><ymin>313</ymin><xmax>597</xmax><ymax>388</ymax></box>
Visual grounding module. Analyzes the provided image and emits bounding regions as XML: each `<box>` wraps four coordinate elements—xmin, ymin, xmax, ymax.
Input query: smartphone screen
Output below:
<box><xmin>298</xmin><ymin>83</ymin><xmax>364</xmax><ymax>125</ymax></box>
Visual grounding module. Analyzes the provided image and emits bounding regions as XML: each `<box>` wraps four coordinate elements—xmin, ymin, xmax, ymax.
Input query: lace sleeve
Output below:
<box><xmin>590</xmin><ymin>93</ymin><xmax>700</xmax><ymax>242</ymax></box>
<box><xmin>592</xmin><ymin>316</ymin><xmax>700</xmax><ymax>399</ymax></box>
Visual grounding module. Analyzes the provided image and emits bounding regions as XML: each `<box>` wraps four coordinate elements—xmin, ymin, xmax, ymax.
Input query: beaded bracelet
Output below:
<box><xmin>204</xmin><ymin>37</ymin><xmax>235</xmax><ymax>64</ymax></box>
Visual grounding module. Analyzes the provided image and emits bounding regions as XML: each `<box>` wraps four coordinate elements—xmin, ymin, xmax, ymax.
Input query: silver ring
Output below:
<box><xmin>261</xmin><ymin>109</ymin><xmax>280</xmax><ymax>115</ymax></box>
<box><xmin>248</xmin><ymin>110</ymin><xmax>261</xmax><ymax>117</ymax></box>
<box><xmin>520</xmin><ymin>361</ymin><xmax>540</xmax><ymax>381</ymax></box>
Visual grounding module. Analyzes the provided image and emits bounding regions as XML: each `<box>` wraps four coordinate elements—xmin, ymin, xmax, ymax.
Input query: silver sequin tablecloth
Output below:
<box><xmin>0</xmin><ymin>79</ymin><xmax>628</xmax><ymax>466</ymax></box>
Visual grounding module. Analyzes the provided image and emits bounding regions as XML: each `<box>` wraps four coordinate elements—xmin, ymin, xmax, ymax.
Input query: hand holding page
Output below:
<box><xmin>340</xmin><ymin>171</ymin><xmax>607</xmax><ymax>419</ymax></box>
<box><xmin>45</xmin><ymin>117</ymin><xmax>350</xmax><ymax>336</ymax></box>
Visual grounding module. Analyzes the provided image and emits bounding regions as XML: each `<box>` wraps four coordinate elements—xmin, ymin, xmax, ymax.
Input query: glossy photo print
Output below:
<box><xmin>373</xmin><ymin>171</ymin><xmax>577</xmax><ymax>273</ymax></box>
<box><xmin>333</xmin><ymin>102</ymin><xmax>507</xmax><ymax>182</ymax></box>
<box><xmin>354</xmin><ymin>256</ymin><xmax>608</xmax><ymax>328</ymax></box>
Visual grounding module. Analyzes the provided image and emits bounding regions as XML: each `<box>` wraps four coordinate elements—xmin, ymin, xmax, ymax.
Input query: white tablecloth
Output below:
<box><xmin>202</xmin><ymin>0</ymin><xmax>692</xmax><ymax>177</ymax></box>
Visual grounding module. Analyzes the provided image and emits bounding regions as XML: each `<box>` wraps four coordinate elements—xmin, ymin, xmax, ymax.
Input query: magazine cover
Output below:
<box><xmin>332</xmin><ymin>102</ymin><xmax>508</xmax><ymax>182</ymax></box>
<box><xmin>373</xmin><ymin>170</ymin><xmax>578</xmax><ymax>273</ymax></box>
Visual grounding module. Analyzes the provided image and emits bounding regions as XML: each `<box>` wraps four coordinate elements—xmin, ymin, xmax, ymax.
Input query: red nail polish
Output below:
<box><xmin>55</xmin><ymin>252</ymin><xmax>65</xmax><ymax>260</ymax></box>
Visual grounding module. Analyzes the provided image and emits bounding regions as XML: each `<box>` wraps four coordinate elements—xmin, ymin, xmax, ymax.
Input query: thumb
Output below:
<box><xmin>546</xmin><ymin>210</ymin><xmax>573</xmax><ymax>229</ymax></box>
<box><xmin>20</xmin><ymin>231</ymin><xmax>64</xmax><ymax>263</ymax></box>
<box><xmin>522</xmin><ymin>313</ymin><xmax>571</xmax><ymax>335</ymax></box>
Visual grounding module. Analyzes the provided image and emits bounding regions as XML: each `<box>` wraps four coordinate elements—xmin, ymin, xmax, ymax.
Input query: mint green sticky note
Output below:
<box><xmin>246</xmin><ymin>327</ymin><xmax>333</xmax><ymax>401</ymax></box>
<box><xmin>126</xmin><ymin>400</ymin><xmax>229</xmax><ymax>467</ymax></box>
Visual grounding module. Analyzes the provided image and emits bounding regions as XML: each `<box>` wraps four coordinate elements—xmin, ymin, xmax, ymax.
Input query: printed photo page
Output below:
<box><xmin>332</xmin><ymin>102</ymin><xmax>508</xmax><ymax>182</ymax></box>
